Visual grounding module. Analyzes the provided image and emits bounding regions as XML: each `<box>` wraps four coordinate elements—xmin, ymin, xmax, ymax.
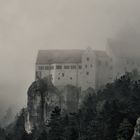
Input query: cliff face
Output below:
<box><xmin>25</xmin><ymin>78</ymin><xmax>80</xmax><ymax>133</ymax></box>
<box><xmin>25</xmin><ymin>78</ymin><xmax>61</xmax><ymax>132</ymax></box>
<box><xmin>132</xmin><ymin>118</ymin><xmax>140</xmax><ymax>140</ymax></box>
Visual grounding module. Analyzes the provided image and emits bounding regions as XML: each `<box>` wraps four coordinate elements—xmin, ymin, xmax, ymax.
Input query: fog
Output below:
<box><xmin>0</xmin><ymin>0</ymin><xmax>140</xmax><ymax>116</ymax></box>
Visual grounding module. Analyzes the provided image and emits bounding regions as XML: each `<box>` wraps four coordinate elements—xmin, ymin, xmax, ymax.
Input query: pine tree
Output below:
<box><xmin>79</xmin><ymin>93</ymin><xmax>97</xmax><ymax>139</ymax></box>
<box><xmin>117</xmin><ymin>118</ymin><xmax>133</xmax><ymax>140</ymax></box>
<box><xmin>37</xmin><ymin>130</ymin><xmax>48</xmax><ymax>140</ymax></box>
<box><xmin>48</xmin><ymin>106</ymin><xmax>64</xmax><ymax>140</ymax></box>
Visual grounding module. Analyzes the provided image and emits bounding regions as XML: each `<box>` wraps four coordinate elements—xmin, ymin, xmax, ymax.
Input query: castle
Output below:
<box><xmin>25</xmin><ymin>46</ymin><xmax>140</xmax><ymax>133</ymax></box>
<box><xmin>36</xmin><ymin>46</ymin><xmax>140</xmax><ymax>91</ymax></box>
<box><xmin>36</xmin><ymin>47</ymin><xmax>113</xmax><ymax>91</ymax></box>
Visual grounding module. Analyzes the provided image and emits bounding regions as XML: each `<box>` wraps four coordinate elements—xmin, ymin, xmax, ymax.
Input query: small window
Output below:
<box><xmin>87</xmin><ymin>57</ymin><xmax>90</xmax><ymax>61</ymax></box>
<box><xmin>71</xmin><ymin>65</ymin><xmax>76</xmax><ymax>69</ymax></box>
<box><xmin>105</xmin><ymin>62</ymin><xmax>108</xmax><ymax>66</ymax></box>
<box><xmin>58</xmin><ymin>77</ymin><xmax>60</xmax><ymax>80</ymax></box>
<box><xmin>126</xmin><ymin>60</ymin><xmax>129</xmax><ymax>65</ymax></box>
<box><xmin>44</xmin><ymin>66</ymin><xmax>50</xmax><ymax>70</ymax></box>
<box><xmin>90</xmin><ymin>64</ymin><xmax>93</xmax><ymax>68</ymax></box>
<box><xmin>85</xmin><ymin>65</ymin><xmax>88</xmax><ymax>68</ymax></box>
<box><xmin>70</xmin><ymin>77</ymin><xmax>72</xmax><ymax>80</ymax></box>
<box><xmin>39</xmin><ymin>66</ymin><xmax>44</xmax><ymax>70</ymax></box>
<box><xmin>132</xmin><ymin>61</ymin><xmax>135</xmax><ymax>65</ymax></box>
<box><xmin>62</xmin><ymin>73</ymin><xmax>64</xmax><ymax>77</ymax></box>
<box><xmin>56</xmin><ymin>65</ymin><xmax>62</xmax><ymax>69</ymax></box>
<box><xmin>86</xmin><ymin>72</ymin><xmax>89</xmax><ymax>75</ymax></box>
<box><xmin>79</xmin><ymin>65</ymin><xmax>82</xmax><ymax>69</ymax></box>
<box><xmin>98</xmin><ymin>60</ymin><xmax>101</xmax><ymax>66</ymax></box>
<box><xmin>50</xmin><ymin>66</ymin><xmax>54</xmax><ymax>70</ymax></box>
<box><xmin>64</xmin><ymin>66</ymin><xmax>70</xmax><ymax>69</ymax></box>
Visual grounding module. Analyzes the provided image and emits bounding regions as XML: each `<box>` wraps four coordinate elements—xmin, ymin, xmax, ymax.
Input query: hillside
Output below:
<box><xmin>1</xmin><ymin>71</ymin><xmax>140</xmax><ymax>140</ymax></box>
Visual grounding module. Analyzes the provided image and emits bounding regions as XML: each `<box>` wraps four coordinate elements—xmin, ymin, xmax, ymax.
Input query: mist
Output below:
<box><xmin>0</xmin><ymin>0</ymin><xmax>140</xmax><ymax>116</ymax></box>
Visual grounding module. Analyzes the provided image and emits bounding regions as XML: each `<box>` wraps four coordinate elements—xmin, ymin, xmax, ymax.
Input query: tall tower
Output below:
<box><xmin>81</xmin><ymin>47</ymin><xmax>96</xmax><ymax>90</ymax></box>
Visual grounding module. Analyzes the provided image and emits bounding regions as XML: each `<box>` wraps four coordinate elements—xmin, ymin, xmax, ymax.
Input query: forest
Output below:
<box><xmin>1</xmin><ymin>71</ymin><xmax>140</xmax><ymax>140</ymax></box>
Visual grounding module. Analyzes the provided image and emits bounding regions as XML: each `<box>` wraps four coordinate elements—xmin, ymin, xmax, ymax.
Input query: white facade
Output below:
<box><xmin>36</xmin><ymin>48</ymin><xmax>112</xmax><ymax>91</ymax></box>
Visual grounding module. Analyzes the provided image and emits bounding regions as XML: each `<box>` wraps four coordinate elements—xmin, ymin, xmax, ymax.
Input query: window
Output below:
<box><xmin>87</xmin><ymin>57</ymin><xmax>90</xmax><ymax>61</ymax></box>
<box><xmin>50</xmin><ymin>66</ymin><xmax>54</xmax><ymax>70</ymax></box>
<box><xmin>39</xmin><ymin>66</ymin><xmax>44</xmax><ymax>70</ymax></box>
<box><xmin>62</xmin><ymin>73</ymin><xmax>64</xmax><ymax>77</ymax></box>
<box><xmin>105</xmin><ymin>62</ymin><xmax>108</xmax><ymax>66</ymax></box>
<box><xmin>85</xmin><ymin>65</ymin><xmax>88</xmax><ymax>68</ymax></box>
<box><xmin>64</xmin><ymin>66</ymin><xmax>70</xmax><ymax>69</ymax></box>
<box><xmin>71</xmin><ymin>65</ymin><xmax>76</xmax><ymax>69</ymax></box>
<box><xmin>45</xmin><ymin>66</ymin><xmax>50</xmax><ymax>70</ymax></box>
<box><xmin>70</xmin><ymin>77</ymin><xmax>72</xmax><ymax>80</ymax></box>
<box><xmin>56</xmin><ymin>65</ymin><xmax>62</xmax><ymax>69</ymax></box>
<box><xmin>126</xmin><ymin>60</ymin><xmax>129</xmax><ymax>65</ymax></box>
<box><xmin>86</xmin><ymin>72</ymin><xmax>89</xmax><ymax>75</ymax></box>
<box><xmin>79</xmin><ymin>65</ymin><xmax>82</xmax><ymax>69</ymax></box>
<box><xmin>132</xmin><ymin>61</ymin><xmax>135</xmax><ymax>65</ymax></box>
<box><xmin>58</xmin><ymin>77</ymin><xmax>60</xmax><ymax>80</ymax></box>
<box><xmin>98</xmin><ymin>60</ymin><xmax>101</xmax><ymax>66</ymax></box>
<box><xmin>90</xmin><ymin>64</ymin><xmax>93</xmax><ymax>68</ymax></box>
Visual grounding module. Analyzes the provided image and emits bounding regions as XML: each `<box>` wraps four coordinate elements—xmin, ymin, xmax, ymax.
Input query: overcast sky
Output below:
<box><xmin>0</xmin><ymin>0</ymin><xmax>140</xmax><ymax>115</ymax></box>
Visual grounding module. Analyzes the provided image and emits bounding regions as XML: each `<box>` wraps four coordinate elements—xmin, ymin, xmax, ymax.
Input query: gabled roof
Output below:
<box><xmin>36</xmin><ymin>50</ymin><xmax>84</xmax><ymax>64</ymax></box>
<box><xmin>94</xmin><ymin>50</ymin><xmax>108</xmax><ymax>57</ymax></box>
<box><xmin>36</xmin><ymin>49</ymin><xmax>109</xmax><ymax>65</ymax></box>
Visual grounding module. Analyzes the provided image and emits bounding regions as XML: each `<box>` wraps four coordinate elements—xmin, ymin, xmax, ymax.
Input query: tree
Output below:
<box><xmin>37</xmin><ymin>130</ymin><xmax>48</xmax><ymax>140</ymax></box>
<box><xmin>48</xmin><ymin>106</ymin><xmax>64</xmax><ymax>140</ymax></box>
<box><xmin>0</xmin><ymin>128</ymin><xmax>6</xmax><ymax>140</ymax></box>
<box><xmin>79</xmin><ymin>92</ymin><xmax>98</xmax><ymax>139</ymax></box>
<box><xmin>5</xmin><ymin>108</ymin><xmax>27</xmax><ymax>140</ymax></box>
<box><xmin>117</xmin><ymin>118</ymin><xmax>133</xmax><ymax>140</ymax></box>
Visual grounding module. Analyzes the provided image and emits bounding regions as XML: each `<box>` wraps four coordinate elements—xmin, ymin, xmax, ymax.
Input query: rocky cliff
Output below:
<box><xmin>25</xmin><ymin>78</ymin><xmax>80</xmax><ymax>133</ymax></box>
<box><xmin>132</xmin><ymin>118</ymin><xmax>140</xmax><ymax>140</ymax></box>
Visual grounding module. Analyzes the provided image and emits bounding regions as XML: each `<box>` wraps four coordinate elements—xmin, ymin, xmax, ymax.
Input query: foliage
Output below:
<box><xmin>117</xmin><ymin>118</ymin><xmax>133</xmax><ymax>140</ymax></box>
<box><xmin>46</xmin><ymin>72</ymin><xmax>140</xmax><ymax>140</ymax></box>
<box><xmin>47</xmin><ymin>106</ymin><xmax>64</xmax><ymax>140</ymax></box>
<box><xmin>2</xmin><ymin>71</ymin><xmax>140</xmax><ymax>140</ymax></box>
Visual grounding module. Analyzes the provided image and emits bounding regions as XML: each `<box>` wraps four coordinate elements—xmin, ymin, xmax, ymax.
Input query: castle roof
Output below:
<box><xmin>36</xmin><ymin>49</ymin><xmax>108</xmax><ymax>64</ymax></box>
<box><xmin>94</xmin><ymin>50</ymin><xmax>108</xmax><ymax>58</ymax></box>
<box><xmin>36</xmin><ymin>50</ymin><xmax>84</xmax><ymax>64</ymax></box>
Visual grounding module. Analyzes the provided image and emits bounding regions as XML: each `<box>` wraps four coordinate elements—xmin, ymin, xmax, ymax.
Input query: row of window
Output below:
<box><xmin>38</xmin><ymin>65</ymin><xmax>82</xmax><ymax>70</ymax></box>
<box><xmin>57</xmin><ymin>76</ymin><xmax>73</xmax><ymax>80</ymax></box>
<box><xmin>38</xmin><ymin>63</ymin><xmax>113</xmax><ymax>71</ymax></box>
<box><xmin>38</xmin><ymin>66</ymin><xmax>54</xmax><ymax>70</ymax></box>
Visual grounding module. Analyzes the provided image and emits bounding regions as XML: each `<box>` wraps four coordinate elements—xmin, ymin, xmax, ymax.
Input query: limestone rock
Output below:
<box><xmin>25</xmin><ymin>78</ymin><xmax>81</xmax><ymax>133</ymax></box>
<box><xmin>132</xmin><ymin>118</ymin><xmax>140</xmax><ymax>140</ymax></box>
<box><xmin>25</xmin><ymin>78</ymin><xmax>61</xmax><ymax>133</ymax></box>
